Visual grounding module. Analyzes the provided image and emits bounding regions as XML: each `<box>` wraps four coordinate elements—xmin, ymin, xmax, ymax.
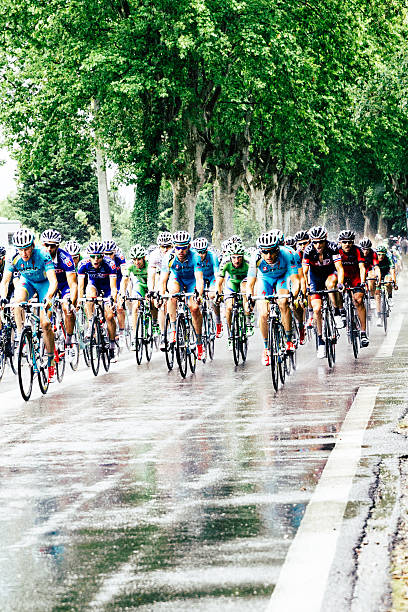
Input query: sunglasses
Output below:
<box><xmin>312</xmin><ymin>240</ymin><xmax>325</xmax><ymax>245</ymax></box>
<box><xmin>104</xmin><ymin>251</ymin><xmax>114</xmax><ymax>255</ymax></box>
<box><xmin>90</xmin><ymin>254</ymin><xmax>103</xmax><ymax>259</ymax></box>
<box><xmin>341</xmin><ymin>240</ymin><xmax>354</xmax><ymax>245</ymax></box>
<box><xmin>196</xmin><ymin>249</ymin><xmax>208</xmax><ymax>254</ymax></box>
<box><xmin>261</xmin><ymin>248</ymin><xmax>278</xmax><ymax>255</ymax></box>
<box><xmin>44</xmin><ymin>243</ymin><xmax>57</xmax><ymax>248</ymax></box>
<box><xmin>298</xmin><ymin>241</ymin><xmax>309</xmax><ymax>246</ymax></box>
<box><xmin>175</xmin><ymin>245</ymin><xmax>189</xmax><ymax>250</ymax></box>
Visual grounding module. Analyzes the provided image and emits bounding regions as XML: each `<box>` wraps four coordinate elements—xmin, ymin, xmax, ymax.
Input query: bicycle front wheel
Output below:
<box><xmin>231</xmin><ymin>312</ymin><xmax>240</xmax><ymax>366</ymax></box>
<box><xmin>0</xmin><ymin>335</ymin><xmax>6</xmax><ymax>382</ymax></box>
<box><xmin>381</xmin><ymin>292</ymin><xmax>388</xmax><ymax>333</ymax></box>
<box><xmin>278</xmin><ymin>324</ymin><xmax>286</xmax><ymax>385</ymax></box>
<box><xmin>144</xmin><ymin>314</ymin><xmax>153</xmax><ymax>362</ymax></box>
<box><xmin>176</xmin><ymin>315</ymin><xmax>188</xmax><ymax>378</ymax></box>
<box><xmin>18</xmin><ymin>329</ymin><xmax>34</xmax><ymax>401</ymax></box>
<box><xmin>90</xmin><ymin>318</ymin><xmax>101</xmax><ymax>376</ymax></box>
<box><xmin>269</xmin><ymin>321</ymin><xmax>279</xmax><ymax>392</ymax></box>
<box><xmin>164</xmin><ymin>314</ymin><xmax>174</xmax><ymax>370</ymax></box>
<box><xmin>239</xmin><ymin>312</ymin><xmax>248</xmax><ymax>362</ymax></box>
<box><xmin>55</xmin><ymin>323</ymin><xmax>66</xmax><ymax>382</ymax></box>
<box><xmin>135</xmin><ymin>312</ymin><xmax>144</xmax><ymax>365</ymax></box>
<box><xmin>208</xmin><ymin>312</ymin><xmax>216</xmax><ymax>360</ymax></box>
<box><xmin>38</xmin><ymin>338</ymin><xmax>50</xmax><ymax>395</ymax></box>
<box><xmin>351</xmin><ymin>313</ymin><xmax>359</xmax><ymax>359</ymax></box>
<box><xmin>323</xmin><ymin>310</ymin><xmax>334</xmax><ymax>368</ymax></box>
<box><xmin>188</xmin><ymin>322</ymin><xmax>197</xmax><ymax>373</ymax></box>
<box><xmin>101</xmin><ymin>327</ymin><xmax>111</xmax><ymax>372</ymax></box>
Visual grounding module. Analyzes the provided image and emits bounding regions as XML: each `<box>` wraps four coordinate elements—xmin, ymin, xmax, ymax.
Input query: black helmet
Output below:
<box><xmin>359</xmin><ymin>237</ymin><xmax>372</xmax><ymax>249</ymax></box>
<box><xmin>338</xmin><ymin>230</ymin><xmax>355</xmax><ymax>242</ymax></box>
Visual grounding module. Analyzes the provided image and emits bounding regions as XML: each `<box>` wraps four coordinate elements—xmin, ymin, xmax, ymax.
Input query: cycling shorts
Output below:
<box><xmin>169</xmin><ymin>278</ymin><xmax>196</xmax><ymax>295</ymax></box>
<box><xmin>257</xmin><ymin>275</ymin><xmax>288</xmax><ymax>297</ymax></box>
<box><xmin>344</xmin><ymin>274</ymin><xmax>362</xmax><ymax>289</ymax></box>
<box><xmin>21</xmin><ymin>278</ymin><xmax>50</xmax><ymax>302</ymax></box>
<box><xmin>309</xmin><ymin>271</ymin><xmax>337</xmax><ymax>299</ymax></box>
<box><xmin>59</xmin><ymin>283</ymin><xmax>71</xmax><ymax>299</ymax></box>
<box><xmin>225</xmin><ymin>278</ymin><xmax>246</xmax><ymax>294</ymax></box>
<box><xmin>88</xmin><ymin>281</ymin><xmax>112</xmax><ymax>298</ymax></box>
<box><xmin>131</xmin><ymin>282</ymin><xmax>147</xmax><ymax>299</ymax></box>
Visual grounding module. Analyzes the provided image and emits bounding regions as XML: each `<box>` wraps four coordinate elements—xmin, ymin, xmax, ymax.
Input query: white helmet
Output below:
<box><xmin>172</xmin><ymin>230</ymin><xmax>191</xmax><ymax>246</ymax></box>
<box><xmin>258</xmin><ymin>230</ymin><xmax>281</xmax><ymax>250</ymax></box>
<box><xmin>41</xmin><ymin>229</ymin><xmax>62</xmax><ymax>244</ymax></box>
<box><xmin>157</xmin><ymin>231</ymin><xmax>173</xmax><ymax>246</ymax></box>
<box><xmin>130</xmin><ymin>244</ymin><xmax>146</xmax><ymax>259</ymax></box>
<box><xmin>13</xmin><ymin>228</ymin><xmax>35</xmax><ymax>249</ymax></box>
<box><xmin>103</xmin><ymin>240</ymin><xmax>117</xmax><ymax>253</ymax></box>
<box><xmin>192</xmin><ymin>237</ymin><xmax>209</xmax><ymax>252</ymax></box>
<box><xmin>65</xmin><ymin>240</ymin><xmax>81</xmax><ymax>255</ymax></box>
<box><xmin>309</xmin><ymin>226</ymin><xmax>328</xmax><ymax>241</ymax></box>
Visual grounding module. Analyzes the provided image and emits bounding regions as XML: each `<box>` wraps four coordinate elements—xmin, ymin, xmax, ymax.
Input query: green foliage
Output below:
<box><xmin>233</xmin><ymin>189</ymin><xmax>259</xmax><ymax>244</ymax></box>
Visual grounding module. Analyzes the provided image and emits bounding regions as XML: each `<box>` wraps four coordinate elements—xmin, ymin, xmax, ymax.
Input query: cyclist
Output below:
<box><xmin>281</xmin><ymin>232</ymin><xmax>306</xmax><ymax>344</ymax></box>
<box><xmin>123</xmin><ymin>244</ymin><xmax>157</xmax><ymax>348</ymax></box>
<box><xmin>337</xmin><ymin>230</ymin><xmax>369</xmax><ymax>347</ymax></box>
<box><xmin>359</xmin><ymin>238</ymin><xmax>379</xmax><ymax>299</ymax></box>
<box><xmin>0</xmin><ymin>228</ymin><xmax>58</xmax><ymax>382</ymax></box>
<box><xmin>216</xmin><ymin>241</ymin><xmax>251</xmax><ymax>348</ymax></box>
<box><xmin>148</xmin><ymin>231</ymin><xmax>173</xmax><ymax>349</ymax></box>
<box><xmin>294</xmin><ymin>230</ymin><xmax>311</xmax><ymax>333</ymax></box>
<box><xmin>374</xmin><ymin>245</ymin><xmax>397</xmax><ymax>324</ymax></box>
<box><xmin>41</xmin><ymin>229</ymin><xmax>78</xmax><ymax>358</ymax></box>
<box><xmin>285</xmin><ymin>236</ymin><xmax>296</xmax><ymax>248</ymax></box>
<box><xmin>78</xmin><ymin>241</ymin><xmax>118</xmax><ymax>360</ymax></box>
<box><xmin>160</xmin><ymin>230</ymin><xmax>205</xmax><ymax>360</ymax></box>
<box><xmin>246</xmin><ymin>230</ymin><xmax>299</xmax><ymax>366</ymax></box>
<box><xmin>104</xmin><ymin>240</ymin><xmax>127</xmax><ymax>347</ymax></box>
<box><xmin>65</xmin><ymin>240</ymin><xmax>82</xmax><ymax>271</ymax></box>
<box><xmin>192</xmin><ymin>237</ymin><xmax>222</xmax><ymax>337</ymax></box>
<box><xmin>302</xmin><ymin>226</ymin><xmax>344</xmax><ymax>359</ymax></box>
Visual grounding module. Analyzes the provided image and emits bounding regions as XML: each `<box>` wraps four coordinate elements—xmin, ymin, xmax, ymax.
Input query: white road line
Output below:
<box><xmin>375</xmin><ymin>313</ymin><xmax>403</xmax><ymax>358</ymax></box>
<box><xmin>266</xmin><ymin>385</ymin><xmax>379</xmax><ymax>612</ymax></box>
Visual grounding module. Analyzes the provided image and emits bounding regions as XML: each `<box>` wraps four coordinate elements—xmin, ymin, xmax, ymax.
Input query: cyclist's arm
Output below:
<box><xmin>358</xmin><ymin>262</ymin><xmax>366</xmax><ymax>284</ymax></box>
<box><xmin>215</xmin><ymin>275</ymin><xmax>224</xmax><ymax>295</ymax></box>
<box><xmin>110</xmin><ymin>275</ymin><xmax>118</xmax><ymax>300</ymax></box>
<box><xmin>374</xmin><ymin>265</ymin><xmax>381</xmax><ymax>284</ymax></box>
<box><xmin>122</xmin><ymin>275</ymin><xmax>130</xmax><ymax>294</ymax></box>
<box><xmin>195</xmin><ymin>270</ymin><xmax>204</xmax><ymax>297</ymax></box>
<box><xmin>66</xmin><ymin>271</ymin><xmax>78</xmax><ymax>306</ymax></box>
<box><xmin>246</xmin><ymin>274</ymin><xmax>256</xmax><ymax>298</ymax></box>
<box><xmin>161</xmin><ymin>270</ymin><xmax>169</xmax><ymax>296</ymax></box>
<box><xmin>334</xmin><ymin>260</ymin><xmax>344</xmax><ymax>284</ymax></box>
<box><xmin>45</xmin><ymin>268</ymin><xmax>58</xmax><ymax>300</ymax></box>
<box><xmin>147</xmin><ymin>266</ymin><xmax>156</xmax><ymax>292</ymax></box>
<box><xmin>0</xmin><ymin>269</ymin><xmax>12</xmax><ymax>300</ymax></box>
<box><xmin>78</xmin><ymin>274</ymin><xmax>85</xmax><ymax>299</ymax></box>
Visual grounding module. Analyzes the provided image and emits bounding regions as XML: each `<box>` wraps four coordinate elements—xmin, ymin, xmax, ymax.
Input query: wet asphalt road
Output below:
<box><xmin>1</xmin><ymin>288</ymin><xmax>408</xmax><ymax>611</ymax></box>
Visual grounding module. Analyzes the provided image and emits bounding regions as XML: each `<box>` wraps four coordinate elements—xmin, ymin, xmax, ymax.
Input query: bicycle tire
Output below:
<box><xmin>124</xmin><ymin>312</ymin><xmax>132</xmax><ymax>351</ymax></box>
<box><xmin>55</xmin><ymin>323</ymin><xmax>66</xmax><ymax>383</ymax></box>
<box><xmin>135</xmin><ymin>312</ymin><xmax>144</xmax><ymax>365</ymax></box>
<box><xmin>69</xmin><ymin>330</ymin><xmax>80</xmax><ymax>371</ymax></box>
<box><xmin>38</xmin><ymin>338</ymin><xmax>50</xmax><ymax>395</ymax></box>
<box><xmin>164</xmin><ymin>313</ymin><xmax>174</xmax><ymax>370</ymax></box>
<box><xmin>351</xmin><ymin>313</ymin><xmax>359</xmax><ymax>359</ymax></box>
<box><xmin>269</xmin><ymin>321</ymin><xmax>279</xmax><ymax>391</ymax></box>
<box><xmin>101</xmin><ymin>327</ymin><xmax>111</xmax><ymax>372</ymax></box>
<box><xmin>231</xmin><ymin>312</ymin><xmax>240</xmax><ymax>366</ymax></box>
<box><xmin>240</xmin><ymin>311</ymin><xmax>248</xmax><ymax>362</ymax></box>
<box><xmin>324</xmin><ymin>310</ymin><xmax>334</xmax><ymax>368</ymax></box>
<box><xmin>278</xmin><ymin>324</ymin><xmax>286</xmax><ymax>385</ymax></box>
<box><xmin>90</xmin><ymin>318</ymin><xmax>101</xmax><ymax>376</ymax></box>
<box><xmin>0</xmin><ymin>335</ymin><xmax>6</xmax><ymax>382</ymax></box>
<box><xmin>144</xmin><ymin>314</ymin><xmax>153</xmax><ymax>362</ymax></box>
<box><xmin>382</xmin><ymin>292</ymin><xmax>388</xmax><ymax>333</ymax></box>
<box><xmin>8</xmin><ymin>324</ymin><xmax>17</xmax><ymax>375</ymax></box>
<box><xmin>188</xmin><ymin>321</ymin><xmax>197</xmax><ymax>373</ymax></box>
<box><xmin>176</xmin><ymin>315</ymin><xmax>188</xmax><ymax>378</ymax></box>
<box><xmin>18</xmin><ymin>328</ymin><xmax>34</xmax><ymax>401</ymax></box>
<box><xmin>201</xmin><ymin>311</ymin><xmax>208</xmax><ymax>364</ymax></box>
<box><xmin>208</xmin><ymin>312</ymin><xmax>216</xmax><ymax>360</ymax></box>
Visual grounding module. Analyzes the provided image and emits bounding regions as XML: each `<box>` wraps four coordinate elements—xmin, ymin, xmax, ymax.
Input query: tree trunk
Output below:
<box><xmin>131</xmin><ymin>173</ymin><xmax>161</xmax><ymax>245</ymax></box>
<box><xmin>95</xmin><ymin>145</ymin><xmax>112</xmax><ymax>241</ymax></box>
<box><xmin>212</xmin><ymin>166</ymin><xmax>243</xmax><ymax>246</ymax></box>
<box><xmin>171</xmin><ymin>125</ymin><xmax>207</xmax><ymax>236</ymax></box>
<box><xmin>363</xmin><ymin>212</ymin><xmax>377</xmax><ymax>240</ymax></box>
<box><xmin>244</xmin><ymin>168</ymin><xmax>268</xmax><ymax>231</ymax></box>
<box><xmin>377</xmin><ymin>212</ymin><xmax>388</xmax><ymax>238</ymax></box>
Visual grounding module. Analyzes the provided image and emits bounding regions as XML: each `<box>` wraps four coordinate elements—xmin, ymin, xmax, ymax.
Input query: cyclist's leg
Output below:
<box><xmin>35</xmin><ymin>280</ymin><xmax>55</xmax><ymax>358</ymax></box>
<box><xmin>350</xmin><ymin>280</ymin><xmax>366</xmax><ymax>331</ymax></box>
<box><xmin>85</xmin><ymin>284</ymin><xmax>98</xmax><ymax>321</ymax></box>
<box><xmin>13</xmin><ymin>281</ymin><xmax>30</xmax><ymax>337</ymax></box>
<box><xmin>60</xmin><ymin>285</ymin><xmax>75</xmax><ymax>341</ymax></box>
<box><xmin>187</xmin><ymin>281</ymin><xmax>203</xmax><ymax>338</ymax></box>
<box><xmin>384</xmin><ymin>274</ymin><xmax>393</xmax><ymax>298</ymax></box>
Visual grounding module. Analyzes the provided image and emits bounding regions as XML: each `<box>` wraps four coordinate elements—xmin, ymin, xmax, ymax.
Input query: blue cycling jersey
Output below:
<box><xmin>161</xmin><ymin>249</ymin><xmax>201</xmax><ymax>285</ymax></box>
<box><xmin>77</xmin><ymin>256</ymin><xmax>116</xmax><ymax>295</ymax></box>
<box><xmin>111</xmin><ymin>253</ymin><xmax>126</xmax><ymax>290</ymax></box>
<box><xmin>7</xmin><ymin>247</ymin><xmax>55</xmax><ymax>283</ymax></box>
<box><xmin>248</xmin><ymin>246</ymin><xmax>298</xmax><ymax>280</ymax></box>
<box><xmin>197</xmin><ymin>251</ymin><xmax>219</xmax><ymax>283</ymax></box>
<box><xmin>52</xmin><ymin>248</ymin><xmax>75</xmax><ymax>290</ymax></box>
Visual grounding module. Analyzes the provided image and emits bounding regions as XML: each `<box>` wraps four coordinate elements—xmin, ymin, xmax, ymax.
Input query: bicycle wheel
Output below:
<box><xmin>0</xmin><ymin>335</ymin><xmax>6</xmax><ymax>382</ymax></box>
<box><xmin>55</xmin><ymin>323</ymin><xmax>66</xmax><ymax>383</ymax></box>
<box><xmin>176</xmin><ymin>315</ymin><xmax>188</xmax><ymax>378</ymax></box>
<box><xmin>135</xmin><ymin>312</ymin><xmax>144</xmax><ymax>365</ymax></box>
<box><xmin>324</xmin><ymin>311</ymin><xmax>334</xmax><ymax>368</ymax></box>
<box><xmin>201</xmin><ymin>311</ymin><xmax>208</xmax><ymax>364</ymax></box>
<box><xmin>38</xmin><ymin>338</ymin><xmax>50</xmax><ymax>395</ymax></box>
<box><xmin>18</xmin><ymin>329</ymin><xmax>34</xmax><ymax>401</ymax></box>
<box><xmin>240</xmin><ymin>311</ymin><xmax>248</xmax><ymax>362</ymax></box>
<box><xmin>365</xmin><ymin>295</ymin><xmax>370</xmax><ymax>338</ymax></box>
<box><xmin>269</xmin><ymin>321</ymin><xmax>279</xmax><ymax>392</ymax></box>
<box><xmin>69</xmin><ymin>330</ymin><xmax>80</xmax><ymax>371</ymax></box>
<box><xmin>231</xmin><ymin>312</ymin><xmax>240</xmax><ymax>366</ymax></box>
<box><xmin>351</xmin><ymin>313</ymin><xmax>359</xmax><ymax>359</ymax></box>
<box><xmin>124</xmin><ymin>311</ymin><xmax>132</xmax><ymax>350</ymax></box>
<box><xmin>144</xmin><ymin>314</ymin><xmax>153</xmax><ymax>362</ymax></box>
<box><xmin>101</xmin><ymin>327</ymin><xmax>111</xmax><ymax>372</ymax></box>
<box><xmin>381</xmin><ymin>292</ymin><xmax>388</xmax><ymax>333</ymax></box>
<box><xmin>164</xmin><ymin>313</ymin><xmax>175</xmax><ymax>370</ymax></box>
<box><xmin>278</xmin><ymin>324</ymin><xmax>286</xmax><ymax>385</ymax></box>
<box><xmin>90</xmin><ymin>318</ymin><xmax>101</xmax><ymax>376</ymax></box>
<box><xmin>8</xmin><ymin>324</ymin><xmax>17</xmax><ymax>375</ymax></box>
<box><xmin>208</xmin><ymin>312</ymin><xmax>216</xmax><ymax>360</ymax></box>
<box><xmin>188</xmin><ymin>322</ymin><xmax>197</xmax><ymax>373</ymax></box>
